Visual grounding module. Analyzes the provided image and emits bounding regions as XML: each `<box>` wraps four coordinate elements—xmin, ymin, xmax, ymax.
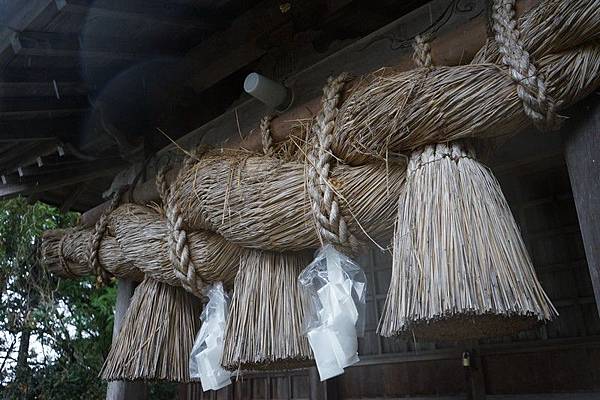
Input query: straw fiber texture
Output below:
<box><xmin>377</xmin><ymin>143</ymin><xmax>558</xmax><ymax>341</ymax></box>
<box><xmin>331</xmin><ymin>0</ymin><xmax>600</xmax><ymax>164</ymax></box>
<box><xmin>100</xmin><ymin>277</ymin><xmax>201</xmax><ymax>382</ymax></box>
<box><xmin>41</xmin><ymin>228</ymin><xmax>143</xmax><ymax>281</ymax></box>
<box><xmin>222</xmin><ymin>249</ymin><xmax>313</xmax><ymax>371</ymax></box>
<box><xmin>170</xmin><ymin>150</ymin><xmax>405</xmax><ymax>252</ymax></box>
<box><xmin>36</xmin><ymin>0</ymin><xmax>599</xmax><ymax>359</ymax></box>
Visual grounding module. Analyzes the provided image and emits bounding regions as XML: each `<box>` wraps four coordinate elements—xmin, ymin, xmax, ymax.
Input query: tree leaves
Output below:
<box><xmin>0</xmin><ymin>198</ymin><xmax>112</xmax><ymax>399</ymax></box>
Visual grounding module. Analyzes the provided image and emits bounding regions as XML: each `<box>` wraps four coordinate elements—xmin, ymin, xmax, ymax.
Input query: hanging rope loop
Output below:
<box><xmin>88</xmin><ymin>188</ymin><xmax>124</xmax><ymax>286</ymax></box>
<box><xmin>491</xmin><ymin>0</ymin><xmax>561</xmax><ymax>131</ymax></box>
<box><xmin>307</xmin><ymin>73</ymin><xmax>360</xmax><ymax>255</ymax></box>
<box><xmin>156</xmin><ymin>149</ymin><xmax>207</xmax><ymax>298</ymax></box>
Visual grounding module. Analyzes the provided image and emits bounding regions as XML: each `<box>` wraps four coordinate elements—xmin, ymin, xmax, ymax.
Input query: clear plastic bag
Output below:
<box><xmin>189</xmin><ymin>282</ymin><xmax>232</xmax><ymax>391</ymax></box>
<box><xmin>297</xmin><ymin>245</ymin><xmax>367</xmax><ymax>380</ymax></box>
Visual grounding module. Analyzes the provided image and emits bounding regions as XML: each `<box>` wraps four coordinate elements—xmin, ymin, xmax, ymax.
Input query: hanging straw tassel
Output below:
<box><xmin>378</xmin><ymin>142</ymin><xmax>557</xmax><ymax>341</ymax></box>
<box><xmin>100</xmin><ymin>277</ymin><xmax>201</xmax><ymax>382</ymax></box>
<box><xmin>221</xmin><ymin>249</ymin><xmax>313</xmax><ymax>371</ymax></box>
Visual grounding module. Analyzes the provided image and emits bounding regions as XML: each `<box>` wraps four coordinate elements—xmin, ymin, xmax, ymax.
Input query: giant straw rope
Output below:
<box><xmin>42</xmin><ymin>0</ymin><xmax>600</xmax><ymax>298</ymax></box>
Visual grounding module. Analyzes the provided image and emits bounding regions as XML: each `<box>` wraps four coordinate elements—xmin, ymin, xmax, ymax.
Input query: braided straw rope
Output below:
<box><xmin>491</xmin><ymin>0</ymin><xmax>559</xmax><ymax>130</ymax></box>
<box><xmin>156</xmin><ymin>166</ymin><xmax>204</xmax><ymax>298</ymax></box>
<box><xmin>41</xmin><ymin>0</ymin><xmax>599</xmax><ymax>297</ymax></box>
<box><xmin>413</xmin><ymin>34</ymin><xmax>433</xmax><ymax>68</ymax></box>
<box><xmin>332</xmin><ymin>0</ymin><xmax>599</xmax><ymax>164</ymax></box>
<box><xmin>307</xmin><ymin>73</ymin><xmax>360</xmax><ymax>254</ymax></box>
<box><xmin>260</xmin><ymin>115</ymin><xmax>275</xmax><ymax>156</ymax></box>
<box><xmin>88</xmin><ymin>190</ymin><xmax>123</xmax><ymax>285</ymax></box>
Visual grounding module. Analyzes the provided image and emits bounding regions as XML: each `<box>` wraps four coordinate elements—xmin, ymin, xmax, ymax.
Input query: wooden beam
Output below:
<box><xmin>0</xmin><ymin>96</ymin><xmax>89</xmax><ymax>113</ymax></box>
<box><xmin>184</xmin><ymin>0</ymin><xmax>289</xmax><ymax>93</ymax></box>
<box><xmin>7</xmin><ymin>157</ymin><xmax>123</xmax><ymax>178</ymax></box>
<box><xmin>0</xmin><ymin>132</ymin><xmax>57</xmax><ymax>143</ymax></box>
<box><xmin>0</xmin><ymin>1</ymin><xmax>66</xmax><ymax>44</ymax></box>
<box><xmin>0</xmin><ymin>108</ymin><xmax>86</xmax><ymax>121</ymax></box>
<box><xmin>185</xmin><ymin>0</ymin><xmax>355</xmax><ymax>93</ymax></box>
<box><xmin>15</xmin><ymin>30</ymin><xmax>174</xmax><ymax>55</ymax></box>
<box><xmin>0</xmin><ymin>66</ymin><xmax>116</xmax><ymax>84</ymax></box>
<box><xmin>0</xmin><ymin>142</ymin><xmax>58</xmax><ymax>172</ymax></box>
<box><xmin>564</xmin><ymin>96</ymin><xmax>600</xmax><ymax>316</ymax></box>
<box><xmin>0</xmin><ymin>0</ymin><xmax>66</xmax><ymax>65</ymax></box>
<box><xmin>182</xmin><ymin>0</ymin><xmax>536</xmax><ymax>151</ymax></box>
<box><xmin>0</xmin><ymin>117</ymin><xmax>79</xmax><ymax>145</ymax></box>
<box><xmin>5</xmin><ymin>31</ymin><xmax>150</xmax><ymax>68</ymax></box>
<box><xmin>0</xmin><ymin>158</ymin><xmax>125</xmax><ymax>198</ymax></box>
<box><xmin>61</xmin><ymin>0</ymin><xmax>224</xmax><ymax>32</ymax></box>
<box><xmin>0</xmin><ymin>82</ymin><xmax>90</xmax><ymax>97</ymax></box>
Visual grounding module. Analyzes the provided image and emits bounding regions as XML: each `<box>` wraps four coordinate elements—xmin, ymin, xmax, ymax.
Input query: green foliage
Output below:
<box><xmin>0</xmin><ymin>198</ymin><xmax>115</xmax><ymax>399</ymax></box>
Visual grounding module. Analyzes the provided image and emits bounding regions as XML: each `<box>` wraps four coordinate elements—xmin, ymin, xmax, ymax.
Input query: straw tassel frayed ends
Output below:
<box><xmin>221</xmin><ymin>249</ymin><xmax>313</xmax><ymax>371</ymax></box>
<box><xmin>100</xmin><ymin>277</ymin><xmax>201</xmax><ymax>382</ymax></box>
<box><xmin>378</xmin><ymin>142</ymin><xmax>557</xmax><ymax>341</ymax></box>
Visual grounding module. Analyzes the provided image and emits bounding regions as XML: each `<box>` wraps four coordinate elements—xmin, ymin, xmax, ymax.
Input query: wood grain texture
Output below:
<box><xmin>564</xmin><ymin>95</ymin><xmax>600</xmax><ymax>316</ymax></box>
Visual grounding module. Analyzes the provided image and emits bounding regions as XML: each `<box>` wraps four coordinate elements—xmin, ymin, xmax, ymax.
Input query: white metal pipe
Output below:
<box><xmin>243</xmin><ymin>72</ymin><xmax>290</xmax><ymax>110</ymax></box>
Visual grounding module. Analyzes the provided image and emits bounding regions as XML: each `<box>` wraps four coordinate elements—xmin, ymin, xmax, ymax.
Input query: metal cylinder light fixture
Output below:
<box><xmin>244</xmin><ymin>72</ymin><xmax>291</xmax><ymax>111</ymax></box>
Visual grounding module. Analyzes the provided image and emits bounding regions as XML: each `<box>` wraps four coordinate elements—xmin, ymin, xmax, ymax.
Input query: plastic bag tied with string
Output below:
<box><xmin>298</xmin><ymin>245</ymin><xmax>367</xmax><ymax>381</ymax></box>
<box><xmin>189</xmin><ymin>282</ymin><xmax>232</xmax><ymax>391</ymax></box>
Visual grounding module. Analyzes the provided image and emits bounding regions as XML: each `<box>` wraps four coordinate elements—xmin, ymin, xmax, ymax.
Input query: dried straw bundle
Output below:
<box><xmin>472</xmin><ymin>0</ymin><xmax>600</xmax><ymax>63</ymax></box>
<box><xmin>108</xmin><ymin>203</ymin><xmax>241</xmax><ymax>288</ymax></box>
<box><xmin>377</xmin><ymin>143</ymin><xmax>557</xmax><ymax>341</ymax></box>
<box><xmin>333</xmin><ymin>44</ymin><xmax>600</xmax><ymax>164</ymax></box>
<box><xmin>171</xmin><ymin>150</ymin><xmax>405</xmax><ymax>251</ymax></box>
<box><xmin>221</xmin><ymin>249</ymin><xmax>313</xmax><ymax>371</ymax></box>
<box><xmin>41</xmin><ymin>228</ymin><xmax>143</xmax><ymax>281</ymax></box>
<box><xmin>330</xmin><ymin>0</ymin><xmax>600</xmax><ymax>164</ymax></box>
<box><xmin>100</xmin><ymin>277</ymin><xmax>201</xmax><ymax>382</ymax></box>
<box><xmin>40</xmin><ymin>204</ymin><xmax>242</xmax><ymax>290</ymax></box>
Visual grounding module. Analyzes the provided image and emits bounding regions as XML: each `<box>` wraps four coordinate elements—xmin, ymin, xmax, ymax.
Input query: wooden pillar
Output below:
<box><xmin>106</xmin><ymin>280</ymin><xmax>147</xmax><ymax>400</ymax></box>
<box><xmin>564</xmin><ymin>96</ymin><xmax>600</xmax><ymax>316</ymax></box>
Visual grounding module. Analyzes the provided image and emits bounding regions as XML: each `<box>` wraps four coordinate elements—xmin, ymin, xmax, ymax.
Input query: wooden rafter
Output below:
<box><xmin>0</xmin><ymin>108</ymin><xmax>86</xmax><ymax>121</ymax></box>
<box><xmin>0</xmin><ymin>157</ymin><xmax>127</xmax><ymax>198</ymax></box>
<box><xmin>60</xmin><ymin>0</ymin><xmax>226</xmax><ymax>32</ymax></box>
<box><xmin>0</xmin><ymin>81</ymin><xmax>90</xmax><ymax>97</ymax></box>
<box><xmin>5</xmin><ymin>31</ymin><xmax>151</xmax><ymax>68</ymax></box>
<box><xmin>0</xmin><ymin>117</ymin><xmax>80</xmax><ymax>144</ymax></box>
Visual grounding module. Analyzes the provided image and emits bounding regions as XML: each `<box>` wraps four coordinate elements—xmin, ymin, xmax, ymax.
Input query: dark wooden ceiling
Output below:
<box><xmin>0</xmin><ymin>0</ymin><xmax>426</xmax><ymax>212</ymax></box>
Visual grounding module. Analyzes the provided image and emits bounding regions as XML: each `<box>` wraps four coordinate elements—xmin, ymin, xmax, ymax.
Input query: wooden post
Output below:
<box><xmin>564</xmin><ymin>96</ymin><xmax>600</xmax><ymax>316</ymax></box>
<box><xmin>106</xmin><ymin>280</ymin><xmax>147</xmax><ymax>400</ymax></box>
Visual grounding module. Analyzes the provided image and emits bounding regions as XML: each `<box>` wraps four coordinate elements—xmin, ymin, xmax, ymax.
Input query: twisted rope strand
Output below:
<box><xmin>491</xmin><ymin>0</ymin><xmax>560</xmax><ymax>130</ymax></box>
<box><xmin>307</xmin><ymin>73</ymin><xmax>360</xmax><ymax>254</ymax></box>
<box><xmin>88</xmin><ymin>190</ymin><xmax>123</xmax><ymax>285</ymax></box>
<box><xmin>157</xmin><ymin>162</ymin><xmax>204</xmax><ymax>298</ymax></box>
<box><xmin>260</xmin><ymin>115</ymin><xmax>275</xmax><ymax>156</ymax></box>
<box><xmin>413</xmin><ymin>34</ymin><xmax>433</xmax><ymax>68</ymax></box>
